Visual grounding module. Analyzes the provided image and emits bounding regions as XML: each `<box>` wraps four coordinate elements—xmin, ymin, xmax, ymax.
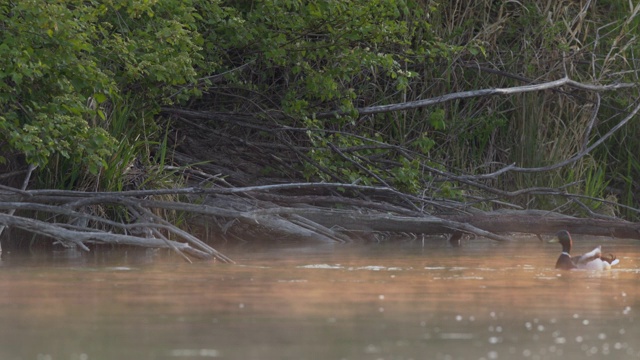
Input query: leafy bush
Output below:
<box><xmin>0</xmin><ymin>0</ymin><xmax>205</xmax><ymax>175</ymax></box>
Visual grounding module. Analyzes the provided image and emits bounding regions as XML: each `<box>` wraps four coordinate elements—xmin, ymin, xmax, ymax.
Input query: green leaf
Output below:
<box><xmin>93</xmin><ymin>93</ymin><xmax>108</xmax><ymax>104</ymax></box>
<box><xmin>428</xmin><ymin>109</ymin><xmax>446</xmax><ymax>130</ymax></box>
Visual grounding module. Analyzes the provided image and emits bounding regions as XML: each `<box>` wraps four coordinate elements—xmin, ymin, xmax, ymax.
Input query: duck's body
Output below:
<box><xmin>571</xmin><ymin>245</ymin><xmax>619</xmax><ymax>270</ymax></box>
<box><xmin>549</xmin><ymin>230</ymin><xmax>619</xmax><ymax>270</ymax></box>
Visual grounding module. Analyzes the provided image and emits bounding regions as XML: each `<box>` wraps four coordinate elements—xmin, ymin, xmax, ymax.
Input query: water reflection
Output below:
<box><xmin>0</xmin><ymin>237</ymin><xmax>638</xmax><ymax>360</ymax></box>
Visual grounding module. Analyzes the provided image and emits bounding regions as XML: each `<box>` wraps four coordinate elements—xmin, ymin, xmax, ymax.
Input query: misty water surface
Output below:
<box><xmin>0</xmin><ymin>235</ymin><xmax>638</xmax><ymax>360</ymax></box>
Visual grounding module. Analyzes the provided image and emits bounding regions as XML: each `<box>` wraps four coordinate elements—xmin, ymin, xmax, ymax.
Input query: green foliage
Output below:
<box><xmin>0</xmin><ymin>0</ymin><xmax>205</xmax><ymax>176</ymax></box>
<box><xmin>582</xmin><ymin>166</ymin><xmax>609</xmax><ymax>211</ymax></box>
<box><xmin>205</xmin><ymin>0</ymin><xmax>424</xmax><ymax>118</ymax></box>
<box><xmin>2</xmin><ymin>0</ymin><xmax>640</xmax><ymax>221</ymax></box>
<box><xmin>428</xmin><ymin>109</ymin><xmax>446</xmax><ymax>131</ymax></box>
<box><xmin>0</xmin><ymin>1</ymin><xmax>116</xmax><ymax>170</ymax></box>
<box><xmin>201</xmin><ymin>0</ymin><xmax>463</xmax><ymax>194</ymax></box>
<box><xmin>95</xmin><ymin>0</ymin><xmax>204</xmax><ymax>101</ymax></box>
<box><xmin>389</xmin><ymin>157</ymin><xmax>421</xmax><ymax>192</ymax></box>
<box><xmin>414</xmin><ymin>135</ymin><xmax>435</xmax><ymax>155</ymax></box>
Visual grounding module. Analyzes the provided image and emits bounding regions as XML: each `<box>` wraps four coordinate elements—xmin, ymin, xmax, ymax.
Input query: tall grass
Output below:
<box><xmin>36</xmin><ymin>94</ymin><xmax>190</xmax><ymax>234</ymax></box>
<box><xmin>367</xmin><ymin>0</ymin><xmax>637</xmax><ymax>215</ymax></box>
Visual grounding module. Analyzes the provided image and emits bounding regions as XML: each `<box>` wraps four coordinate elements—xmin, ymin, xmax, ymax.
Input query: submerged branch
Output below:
<box><xmin>3</xmin><ymin>179</ymin><xmax>639</xmax><ymax>260</ymax></box>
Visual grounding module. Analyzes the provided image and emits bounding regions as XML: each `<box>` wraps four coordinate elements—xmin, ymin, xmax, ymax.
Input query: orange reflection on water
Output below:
<box><xmin>0</xmin><ymin>236</ymin><xmax>638</xmax><ymax>359</ymax></box>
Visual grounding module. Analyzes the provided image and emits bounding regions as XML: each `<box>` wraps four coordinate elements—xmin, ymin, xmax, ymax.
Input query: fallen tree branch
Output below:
<box><xmin>0</xmin><ymin>194</ymin><xmax>234</xmax><ymax>263</ymax></box>
<box><xmin>2</xmin><ymin>183</ymin><xmax>639</xmax><ymax>263</ymax></box>
<box><xmin>315</xmin><ymin>77</ymin><xmax>637</xmax><ymax>118</ymax></box>
<box><xmin>0</xmin><ymin>164</ymin><xmax>36</xmax><ymax>254</ymax></box>
<box><xmin>0</xmin><ymin>213</ymin><xmax>213</xmax><ymax>259</ymax></box>
<box><xmin>455</xmin><ymin>98</ymin><xmax>640</xmax><ymax>176</ymax></box>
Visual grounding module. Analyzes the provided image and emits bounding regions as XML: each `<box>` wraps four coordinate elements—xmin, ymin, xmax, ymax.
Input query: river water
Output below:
<box><xmin>0</xmin><ymin>235</ymin><xmax>638</xmax><ymax>360</ymax></box>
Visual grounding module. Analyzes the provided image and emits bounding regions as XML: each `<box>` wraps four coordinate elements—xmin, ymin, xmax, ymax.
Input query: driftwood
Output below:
<box><xmin>2</xmin><ymin>182</ymin><xmax>639</xmax><ymax>264</ymax></box>
<box><xmin>0</xmin><ymin>213</ymin><xmax>212</xmax><ymax>259</ymax></box>
<box><xmin>245</xmin><ymin>206</ymin><xmax>640</xmax><ymax>240</ymax></box>
<box><xmin>0</xmin><ymin>185</ymin><xmax>234</xmax><ymax>263</ymax></box>
<box><xmin>445</xmin><ymin>210</ymin><xmax>640</xmax><ymax>239</ymax></box>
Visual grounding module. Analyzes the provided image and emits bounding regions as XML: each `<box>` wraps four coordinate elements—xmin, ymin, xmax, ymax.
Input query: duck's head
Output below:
<box><xmin>548</xmin><ymin>230</ymin><xmax>573</xmax><ymax>252</ymax></box>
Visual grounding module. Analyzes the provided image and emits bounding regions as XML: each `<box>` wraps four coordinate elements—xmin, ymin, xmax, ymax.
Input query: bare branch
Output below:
<box><xmin>315</xmin><ymin>77</ymin><xmax>637</xmax><ymax>118</ymax></box>
<box><xmin>0</xmin><ymin>164</ymin><xmax>36</xmax><ymax>253</ymax></box>
<box><xmin>0</xmin><ymin>213</ymin><xmax>213</xmax><ymax>259</ymax></box>
<box><xmin>459</xmin><ymin>98</ymin><xmax>640</xmax><ymax>178</ymax></box>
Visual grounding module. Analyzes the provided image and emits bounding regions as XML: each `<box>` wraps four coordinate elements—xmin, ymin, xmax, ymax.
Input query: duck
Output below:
<box><xmin>548</xmin><ymin>230</ymin><xmax>619</xmax><ymax>270</ymax></box>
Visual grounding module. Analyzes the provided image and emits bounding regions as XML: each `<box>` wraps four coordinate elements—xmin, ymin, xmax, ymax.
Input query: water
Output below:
<box><xmin>0</xmin><ymin>236</ymin><xmax>639</xmax><ymax>360</ymax></box>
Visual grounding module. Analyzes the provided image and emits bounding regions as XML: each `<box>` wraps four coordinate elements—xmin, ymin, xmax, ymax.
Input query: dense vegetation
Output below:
<box><xmin>2</xmin><ymin>0</ymin><xmax>640</xmax><ymax>222</ymax></box>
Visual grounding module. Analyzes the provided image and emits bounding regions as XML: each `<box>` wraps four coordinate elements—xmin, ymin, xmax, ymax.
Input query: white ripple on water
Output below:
<box><xmin>297</xmin><ymin>264</ymin><xmax>343</xmax><ymax>269</ymax></box>
<box><xmin>439</xmin><ymin>333</ymin><xmax>475</xmax><ymax>340</ymax></box>
<box><xmin>169</xmin><ymin>349</ymin><xmax>220</xmax><ymax>357</ymax></box>
<box><xmin>432</xmin><ymin>276</ymin><xmax>485</xmax><ymax>280</ymax></box>
<box><xmin>297</xmin><ymin>264</ymin><xmax>408</xmax><ymax>271</ymax></box>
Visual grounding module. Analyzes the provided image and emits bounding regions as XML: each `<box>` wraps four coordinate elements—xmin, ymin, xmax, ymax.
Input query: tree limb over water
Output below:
<box><xmin>2</xmin><ymin>180</ymin><xmax>639</xmax><ymax>262</ymax></box>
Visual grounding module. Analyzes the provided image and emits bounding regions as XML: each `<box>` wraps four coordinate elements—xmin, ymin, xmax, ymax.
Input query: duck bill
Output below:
<box><xmin>548</xmin><ymin>237</ymin><xmax>559</xmax><ymax>243</ymax></box>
